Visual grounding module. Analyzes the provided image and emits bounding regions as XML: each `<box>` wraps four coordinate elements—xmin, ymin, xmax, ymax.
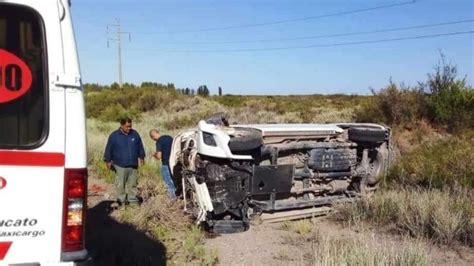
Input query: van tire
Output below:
<box><xmin>228</xmin><ymin>128</ymin><xmax>263</xmax><ymax>152</ymax></box>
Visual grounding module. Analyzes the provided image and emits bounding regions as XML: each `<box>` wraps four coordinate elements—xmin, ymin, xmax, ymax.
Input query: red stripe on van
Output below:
<box><xmin>0</xmin><ymin>151</ymin><xmax>65</xmax><ymax>166</ymax></box>
<box><xmin>0</xmin><ymin>242</ymin><xmax>12</xmax><ymax>260</ymax></box>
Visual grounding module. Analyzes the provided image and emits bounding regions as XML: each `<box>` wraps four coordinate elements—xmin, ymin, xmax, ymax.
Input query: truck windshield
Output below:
<box><xmin>0</xmin><ymin>4</ymin><xmax>47</xmax><ymax>149</ymax></box>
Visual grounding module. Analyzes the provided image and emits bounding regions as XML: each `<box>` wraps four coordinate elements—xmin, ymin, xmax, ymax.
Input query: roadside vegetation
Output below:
<box><xmin>355</xmin><ymin>56</ymin><xmax>473</xmax><ymax>133</ymax></box>
<box><xmin>113</xmin><ymin>163</ymin><xmax>218</xmax><ymax>265</ymax></box>
<box><xmin>309</xmin><ymin>234</ymin><xmax>427</xmax><ymax>266</ymax></box>
<box><xmin>85</xmin><ymin>56</ymin><xmax>473</xmax><ymax>264</ymax></box>
<box><xmin>280</xmin><ymin>219</ymin><xmax>428</xmax><ymax>265</ymax></box>
<box><xmin>335</xmin><ymin>189</ymin><xmax>473</xmax><ymax>246</ymax></box>
<box><xmin>87</xmin><ymin>118</ymin><xmax>218</xmax><ymax>264</ymax></box>
<box><xmin>336</xmin><ymin>57</ymin><xmax>474</xmax><ymax>248</ymax></box>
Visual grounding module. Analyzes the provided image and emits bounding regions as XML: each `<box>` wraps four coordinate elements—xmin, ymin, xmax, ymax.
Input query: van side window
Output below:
<box><xmin>0</xmin><ymin>4</ymin><xmax>47</xmax><ymax>149</ymax></box>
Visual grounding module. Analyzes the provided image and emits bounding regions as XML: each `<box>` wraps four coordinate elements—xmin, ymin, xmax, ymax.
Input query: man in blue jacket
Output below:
<box><xmin>104</xmin><ymin>118</ymin><xmax>145</xmax><ymax>205</ymax></box>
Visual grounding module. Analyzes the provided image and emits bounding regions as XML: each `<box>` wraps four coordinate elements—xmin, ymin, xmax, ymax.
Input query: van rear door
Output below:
<box><xmin>0</xmin><ymin>2</ymin><xmax>67</xmax><ymax>263</ymax></box>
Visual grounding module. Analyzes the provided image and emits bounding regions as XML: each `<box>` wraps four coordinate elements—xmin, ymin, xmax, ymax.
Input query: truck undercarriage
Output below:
<box><xmin>170</xmin><ymin>114</ymin><xmax>392</xmax><ymax>233</ymax></box>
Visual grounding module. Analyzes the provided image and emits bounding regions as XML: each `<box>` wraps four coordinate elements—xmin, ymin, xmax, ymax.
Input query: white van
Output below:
<box><xmin>0</xmin><ymin>0</ymin><xmax>88</xmax><ymax>264</ymax></box>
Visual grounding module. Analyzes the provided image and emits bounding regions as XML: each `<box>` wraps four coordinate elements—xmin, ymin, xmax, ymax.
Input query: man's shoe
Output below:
<box><xmin>111</xmin><ymin>200</ymin><xmax>123</xmax><ymax>209</ymax></box>
<box><xmin>127</xmin><ymin>199</ymin><xmax>141</xmax><ymax>206</ymax></box>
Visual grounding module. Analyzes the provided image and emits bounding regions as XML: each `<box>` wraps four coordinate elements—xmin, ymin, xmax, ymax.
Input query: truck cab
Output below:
<box><xmin>0</xmin><ymin>0</ymin><xmax>88</xmax><ymax>264</ymax></box>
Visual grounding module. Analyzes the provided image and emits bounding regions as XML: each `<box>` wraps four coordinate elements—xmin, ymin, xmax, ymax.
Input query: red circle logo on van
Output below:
<box><xmin>0</xmin><ymin>177</ymin><xmax>6</xmax><ymax>190</ymax></box>
<box><xmin>0</xmin><ymin>49</ymin><xmax>33</xmax><ymax>103</ymax></box>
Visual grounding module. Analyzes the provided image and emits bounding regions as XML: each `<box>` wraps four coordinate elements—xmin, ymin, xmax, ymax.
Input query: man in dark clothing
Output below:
<box><xmin>149</xmin><ymin>129</ymin><xmax>176</xmax><ymax>199</ymax></box>
<box><xmin>104</xmin><ymin>118</ymin><xmax>145</xmax><ymax>205</ymax></box>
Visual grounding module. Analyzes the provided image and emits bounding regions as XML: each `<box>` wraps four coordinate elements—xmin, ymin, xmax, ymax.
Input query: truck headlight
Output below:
<box><xmin>203</xmin><ymin>132</ymin><xmax>217</xmax><ymax>146</ymax></box>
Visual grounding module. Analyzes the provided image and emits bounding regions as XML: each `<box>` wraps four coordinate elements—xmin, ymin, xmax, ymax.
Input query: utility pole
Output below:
<box><xmin>107</xmin><ymin>18</ymin><xmax>131</xmax><ymax>88</ymax></box>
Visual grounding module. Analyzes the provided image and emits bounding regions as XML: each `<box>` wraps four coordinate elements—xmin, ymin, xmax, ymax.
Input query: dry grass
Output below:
<box><xmin>87</xmin><ymin>120</ymin><xmax>218</xmax><ymax>265</ymax></box>
<box><xmin>111</xmin><ymin>168</ymin><xmax>218</xmax><ymax>265</ymax></box>
<box><xmin>334</xmin><ymin>189</ymin><xmax>474</xmax><ymax>246</ymax></box>
<box><xmin>280</xmin><ymin>223</ymin><xmax>428</xmax><ymax>265</ymax></box>
<box><xmin>307</xmin><ymin>230</ymin><xmax>427</xmax><ymax>266</ymax></box>
<box><xmin>281</xmin><ymin>219</ymin><xmax>313</xmax><ymax>235</ymax></box>
<box><xmin>387</xmin><ymin>133</ymin><xmax>474</xmax><ymax>189</ymax></box>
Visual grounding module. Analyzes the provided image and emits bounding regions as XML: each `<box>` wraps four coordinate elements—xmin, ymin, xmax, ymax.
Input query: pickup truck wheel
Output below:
<box><xmin>228</xmin><ymin>128</ymin><xmax>263</xmax><ymax>152</ymax></box>
<box><xmin>366</xmin><ymin>143</ymin><xmax>391</xmax><ymax>185</ymax></box>
<box><xmin>348</xmin><ymin>127</ymin><xmax>387</xmax><ymax>144</ymax></box>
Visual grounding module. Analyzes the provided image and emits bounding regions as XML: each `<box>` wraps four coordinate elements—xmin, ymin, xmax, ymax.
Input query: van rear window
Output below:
<box><xmin>0</xmin><ymin>4</ymin><xmax>47</xmax><ymax>149</ymax></box>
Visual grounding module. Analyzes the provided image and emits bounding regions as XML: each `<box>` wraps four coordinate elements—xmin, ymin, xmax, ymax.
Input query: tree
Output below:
<box><xmin>218</xmin><ymin>86</ymin><xmax>223</xmax><ymax>96</ymax></box>
<box><xmin>197</xmin><ymin>85</ymin><xmax>209</xmax><ymax>97</ymax></box>
<box><xmin>110</xmin><ymin>82</ymin><xmax>120</xmax><ymax>90</ymax></box>
<box><xmin>185</xmin><ymin>87</ymin><xmax>190</xmax><ymax>95</ymax></box>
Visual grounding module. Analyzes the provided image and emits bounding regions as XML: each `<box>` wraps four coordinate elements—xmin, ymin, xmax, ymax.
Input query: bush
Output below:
<box><xmin>90</xmin><ymin>154</ymin><xmax>115</xmax><ymax>184</ymax></box>
<box><xmin>85</xmin><ymin>83</ymin><xmax>182</xmax><ymax>119</ymax></box>
<box><xmin>422</xmin><ymin>60</ymin><xmax>474</xmax><ymax>131</ymax></box>
<box><xmin>135</xmin><ymin>90</ymin><xmax>180</xmax><ymax>112</ymax></box>
<box><xmin>355</xmin><ymin>83</ymin><xmax>426</xmax><ymax>126</ymax></box>
<box><xmin>97</xmin><ymin>104</ymin><xmax>141</xmax><ymax>122</ymax></box>
<box><xmin>387</xmin><ymin>134</ymin><xmax>474</xmax><ymax>189</ymax></box>
<box><xmin>355</xmin><ymin>58</ymin><xmax>473</xmax><ymax>132</ymax></box>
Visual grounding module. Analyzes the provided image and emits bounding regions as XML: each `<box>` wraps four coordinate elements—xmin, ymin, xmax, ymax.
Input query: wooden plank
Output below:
<box><xmin>259</xmin><ymin>206</ymin><xmax>333</xmax><ymax>223</ymax></box>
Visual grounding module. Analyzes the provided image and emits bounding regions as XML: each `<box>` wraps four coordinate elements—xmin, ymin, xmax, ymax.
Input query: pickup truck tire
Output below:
<box><xmin>206</xmin><ymin>112</ymin><xmax>230</xmax><ymax>126</ymax></box>
<box><xmin>228</xmin><ymin>128</ymin><xmax>263</xmax><ymax>152</ymax></box>
<box><xmin>366</xmin><ymin>143</ymin><xmax>389</xmax><ymax>185</ymax></box>
<box><xmin>348</xmin><ymin>127</ymin><xmax>387</xmax><ymax>144</ymax></box>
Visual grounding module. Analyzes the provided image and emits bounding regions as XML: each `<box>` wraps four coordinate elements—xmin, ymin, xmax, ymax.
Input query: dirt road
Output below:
<box><xmin>206</xmin><ymin>218</ymin><xmax>474</xmax><ymax>266</ymax></box>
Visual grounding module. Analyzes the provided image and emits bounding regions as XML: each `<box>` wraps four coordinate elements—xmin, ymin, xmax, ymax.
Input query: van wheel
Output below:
<box><xmin>348</xmin><ymin>127</ymin><xmax>387</xmax><ymax>144</ymax></box>
<box><xmin>228</xmin><ymin>128</ymin><xmax>263</xmax><ymax>152</ymax></box>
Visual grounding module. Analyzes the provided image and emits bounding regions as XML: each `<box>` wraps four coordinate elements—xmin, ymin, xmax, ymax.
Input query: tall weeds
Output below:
<box><xmin>111</xmin><ymin>163</ymin><xmax>218</xmax><ymax>265</ymax></box>
<box><xmin>334</xmin><ymin>189</ymin><xmax>474</xmax><ymax>246</ymax></box>
<box><xmin>387</xmin><ymin>134</ymin><xmax>474</xmax><ymax>189</ymax></box>
<box><xmin>309</xmin><ymin>232</ymin><xmax>427</xmax><ymax>266</ymax></box>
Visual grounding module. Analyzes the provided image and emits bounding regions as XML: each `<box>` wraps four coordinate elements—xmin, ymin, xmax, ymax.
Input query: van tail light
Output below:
<box><xmin>62</xmin><ymin>168</ymin><xmax>87</xmax><ymax>253</ymax></box>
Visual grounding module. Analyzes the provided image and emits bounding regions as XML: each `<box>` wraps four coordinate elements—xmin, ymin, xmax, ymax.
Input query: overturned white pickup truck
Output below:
<box><xmin>170</xmin><ymin>113</ymin><xmax>392</xmax><ymax>233</ymax></box>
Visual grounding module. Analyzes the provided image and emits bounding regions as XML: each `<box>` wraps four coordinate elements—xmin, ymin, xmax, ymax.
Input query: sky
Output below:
<box><xmin>72</xmin><ymin>0</ymin><xmax>474</xmax><ymax>95</ymax></box>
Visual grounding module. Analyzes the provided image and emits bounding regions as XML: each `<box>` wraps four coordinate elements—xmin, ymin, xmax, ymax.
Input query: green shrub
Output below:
<box><xmin>422</xmin><ymin>61</ymin><xmax>474</xmax><ymax>131</ymax></box>
<box><xmin>355</xmin><ymin>58</ymin><xmax>473</xmax><ymax>132</ymax></box>
<box><xmin>85</xmin><ymin>83</ymin><xmax>182</xmax><ymax>119</ymax></box>
<box><xmin>355</xmin><ymin>83</ymin><xmax>426</xmax><ymax>125</ymax></box>
<box><xmin>98</xmin><ymin>103</ymin><xmax>142</xmax><ymax>122</ymax></box>
<box><xmin>213</xmin><ymin>95</ymin><xmax>247</xmax><ymax>107</ymax></box>
<box><xmin>89</xmin><ymin>153</ymin><xmax>115</xmax><ymax>184</ymax></box>
<box><xmin>135</xmin><ymin>89</ymin><xmax>181</xmax><ymax>112</ymax></box>
<box><xmin>387</xmin><ymin>134</ymin><xmax>474</xmax><ymax>189</ymax></box>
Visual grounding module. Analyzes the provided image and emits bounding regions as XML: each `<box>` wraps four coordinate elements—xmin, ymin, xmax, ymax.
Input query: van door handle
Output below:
<box><xmin>53</xmin><ymin>74</ymin><xmax>81</xmax><ymax>89</ymax></box>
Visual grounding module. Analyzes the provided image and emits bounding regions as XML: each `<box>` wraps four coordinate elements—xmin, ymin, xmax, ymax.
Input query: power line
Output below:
<box><xmin>136</xmin><ymin>0</ymin><xmax>418</xmax><ymax>34</ymax></box>
<box><xmin>156</xmin><ymin>19</ymin><xmax>474</xmax><ymax>44</ymax></box>
<box><xmin>129</xmin><ymin>30</ymin><xmax>473</xmax><ymax>53</ymax></box>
